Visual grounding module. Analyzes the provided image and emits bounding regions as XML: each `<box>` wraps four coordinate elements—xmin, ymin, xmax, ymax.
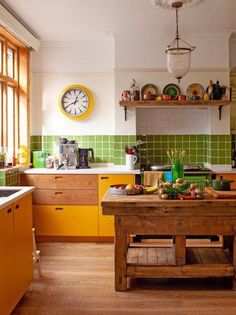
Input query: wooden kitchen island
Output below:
<box><xmin>101</xmin><ymin>192</ymin><xmax>236</xmax><ymax>291</ymax></box>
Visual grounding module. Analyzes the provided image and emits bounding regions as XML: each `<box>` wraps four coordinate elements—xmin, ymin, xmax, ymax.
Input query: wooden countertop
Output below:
<box><xmin>101</xmin><ymin>191</ymin><xmax>236</xmax><ymax>216</ymax></box>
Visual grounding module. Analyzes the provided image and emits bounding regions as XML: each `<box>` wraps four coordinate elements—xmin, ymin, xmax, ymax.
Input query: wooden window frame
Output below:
<box><xmin>0</xmin><ymin>27</ymin><xmax>30</xmax><ymax>164</ymax></box>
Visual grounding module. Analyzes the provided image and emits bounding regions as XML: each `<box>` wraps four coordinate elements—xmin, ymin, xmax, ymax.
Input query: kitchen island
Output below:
<box><xmin>101</xmin><ymin>192</ymin><xmax>236</xmax><ymax>291</ymax></box>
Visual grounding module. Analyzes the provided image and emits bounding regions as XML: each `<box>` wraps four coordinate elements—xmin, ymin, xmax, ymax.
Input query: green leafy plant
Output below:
<box><xmin>0</xmin><ymin>152</ymin><xmax>6</xmax><ymax>168</ymax></box>
<box><xmin>166</xmin><ymin>149</ymin><xmax>186</xmax><ymax>164</ymax></box>
<box><xmin>0</xmin><ymin>152</ymin><xmax>6</xmax><ymax>162</ymax></box>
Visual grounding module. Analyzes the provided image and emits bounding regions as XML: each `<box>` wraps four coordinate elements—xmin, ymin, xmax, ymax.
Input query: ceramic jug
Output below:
<box><xmin>125</xmin><ymin>154</ymin><xmax>137</xmax><ymax>170</ymax></box>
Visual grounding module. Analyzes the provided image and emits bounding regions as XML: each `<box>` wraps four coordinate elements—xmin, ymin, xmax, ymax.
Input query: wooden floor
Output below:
<box><xmin>12</xmin><ymin>242</ymin><xmax>236</xmax><ymax>315</ymax></box>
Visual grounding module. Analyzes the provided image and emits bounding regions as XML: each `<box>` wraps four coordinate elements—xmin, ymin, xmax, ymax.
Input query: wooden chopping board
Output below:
<box><xmin>205</xmin><ymin>187</ymin><xmax>236</xmax><ymax>199</ymax></box>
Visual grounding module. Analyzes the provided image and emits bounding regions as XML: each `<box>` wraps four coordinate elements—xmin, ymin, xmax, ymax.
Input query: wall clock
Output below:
<box><xmin>58</xmin><ymin>84</ymin><xmax>94</xmax><ymax>120</ymax></box>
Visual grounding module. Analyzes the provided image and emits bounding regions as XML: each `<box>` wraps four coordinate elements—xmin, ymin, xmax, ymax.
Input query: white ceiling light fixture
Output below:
<box><xmin>151</xmin><ymin>0</ymin><xmax>204</xmax><ymax>10</ymax></box>
<box><xmin>152</xmin><ymin>0</ymin><xmax>203</xmax><ymax>83</ymax></box>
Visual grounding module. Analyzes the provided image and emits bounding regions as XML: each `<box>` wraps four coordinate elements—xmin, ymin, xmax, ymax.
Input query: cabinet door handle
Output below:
<box><xmin>15</xmin><ymin>204</ymin><xmax>19</xmax><ymax>209</ymax></box>
<box><xmin>7</xmin><ymin>208</ymin><xmax>12</xmax><ymax>214</ymax></box>
<box><xmin>101</xmin><ymin>176</ymin><xmax>109</xmax><ymax>179</ymax></box>
<box><xmin>55</xmin><ymin>207</ymin><xmax>63</xmax><ymax>211</ymax></box>
<box><xmin>55</xmin><ymin>192</ymin><xmax>63</xmax><ymax>195</ymax></box>
<box><xmin>55</xmin><ymin>176</ymin><xmax>63</xmax><ymax>179</ymax></box>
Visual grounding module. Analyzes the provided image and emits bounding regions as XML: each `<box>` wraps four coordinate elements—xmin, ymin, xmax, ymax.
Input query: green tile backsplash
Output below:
<box><xmin>0</xmin><ymin>169</ymin><xmax>19</xmax><ymax>186</ymax></box>
<box><xmin>30</xmin><ymin>134</ymin><xmax>231</xmax><ymax>166</ymax></box>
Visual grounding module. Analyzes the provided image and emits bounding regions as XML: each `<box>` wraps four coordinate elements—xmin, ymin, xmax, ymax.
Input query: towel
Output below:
<box><xmin>143</xmin><ymin>171</ymin><xmax>163</xmax><ymax>187</ymax></box>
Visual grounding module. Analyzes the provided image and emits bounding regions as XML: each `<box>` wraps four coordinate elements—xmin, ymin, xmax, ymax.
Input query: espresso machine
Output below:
<box><xmin>58</xmin><ymin>142</ymin><xmax>78</xmax><ymax>170</ymax></box>
<box><xmin>77</xmin><ymin>148</ymin><xmax>94</xmax><ymax>169</ymax></box>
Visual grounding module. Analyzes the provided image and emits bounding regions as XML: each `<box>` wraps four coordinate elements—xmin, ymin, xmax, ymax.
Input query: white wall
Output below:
<box><xmin>31</xmin><ymin>31</ymin><xmax>231</xmax><ymax>136</ymax></box>
<box><xmin>31</xmin><ymin>40</ymin><xmax>115</xmax><ymax>135</ymax></box>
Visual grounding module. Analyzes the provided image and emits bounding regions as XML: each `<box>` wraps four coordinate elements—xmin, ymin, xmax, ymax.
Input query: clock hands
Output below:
<box><xmin>64</xmin><ymin>96</ymin><xmax>79</xmax><ymax>109</ymax></box>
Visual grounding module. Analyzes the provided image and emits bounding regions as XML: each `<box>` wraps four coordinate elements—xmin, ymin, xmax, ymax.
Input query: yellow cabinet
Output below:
<box><xmin>22</xmin><ymin>174</ymin><xmax>99</xmax><ymax>237</ymax></box>
<box><xmin>14</xmin><ymin>194</ymin><xmax>33</xmax><ymax>301</ymax></box>
<box><xmin>0</xmin><ymin>193</ymin><xmax>33</xmax><ymax>315</ymax></box>
<box><xmin>33</xmin><ymin>205</ymin><xmax>98</xmax><ymax>236</ymax></box>
<box><xmin>98</xmin><ymin>174</ymin><xmax>135</xmax><ymax>236</ymax></box>
<box><xmin>0</xmin><ymin>205</ymin><xmax>15</xmax><ymax>315</ymax></box>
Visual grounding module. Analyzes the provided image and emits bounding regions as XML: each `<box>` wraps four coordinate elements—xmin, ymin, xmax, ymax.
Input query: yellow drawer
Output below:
<box><xmin>33</xmin><ymin>205</ymin><xmax>98</xmax><ymax>236</ymax></box>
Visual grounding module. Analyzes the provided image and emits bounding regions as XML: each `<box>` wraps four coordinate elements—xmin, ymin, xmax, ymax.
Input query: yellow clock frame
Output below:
<box><xmin>58</xmin><ymin>84</ymin><xmax>94</xmax><ymax>120</ymax></box>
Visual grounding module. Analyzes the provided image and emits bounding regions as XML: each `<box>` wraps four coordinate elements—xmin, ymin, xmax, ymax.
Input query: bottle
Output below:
<box><xmin>207</xmin><ymin>80</ymin><xmax>214</xmax><ymax>100</ymax></box>
<box><xmin>130</xmin><ymin>79</ymin><xmax>140</xmax><ymax>101</ymax></box>
<box><xmin>18</xmin><ymin>145</ymin><xmax>28</xmax><ymax>165</ymax></box>
<box><xmin>232</xmin><ymin>149</ymin><xmax>236</xmax><ymax>168</ymax></box>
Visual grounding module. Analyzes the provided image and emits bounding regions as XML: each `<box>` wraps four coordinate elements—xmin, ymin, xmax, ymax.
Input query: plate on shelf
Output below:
<box><xmin>186</xmin><ymin>83</ymin><xmax>205</xmax><ymax>100</ymax></box>
<box><xmin>141</xmin><ymin>84</ymin><xmax>159</xmax><ymax>100</ymax></box>
<box><xmin>163</xmin><ymin>83</ymin><xmax>181</xmax><ymax>100</ymax></box>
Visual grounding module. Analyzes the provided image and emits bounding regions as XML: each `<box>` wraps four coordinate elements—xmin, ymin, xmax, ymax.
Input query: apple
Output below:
<box><xmin>125</xmin><ymin>184</ymin><xmax>135</xmax><ymax>190</ymax></box>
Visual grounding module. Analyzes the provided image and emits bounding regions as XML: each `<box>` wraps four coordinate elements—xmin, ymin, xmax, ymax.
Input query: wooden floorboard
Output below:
<box><xmin>12</xmin><ymin>242</ymin><xmax>236</xmax><ymax>315</ymax></box>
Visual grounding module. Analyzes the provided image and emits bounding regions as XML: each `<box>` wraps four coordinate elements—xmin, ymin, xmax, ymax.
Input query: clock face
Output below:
<box><xmin>59</xmin><ymin>85</ymin><xmax>94</xmax><ymax>120</ymax></box>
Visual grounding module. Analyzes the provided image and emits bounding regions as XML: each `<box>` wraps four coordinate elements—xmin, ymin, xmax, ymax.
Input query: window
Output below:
<box><xmin>0</xmin><ymin>27</ymin><xmax>30</xmax><ymax>163</ymax></box>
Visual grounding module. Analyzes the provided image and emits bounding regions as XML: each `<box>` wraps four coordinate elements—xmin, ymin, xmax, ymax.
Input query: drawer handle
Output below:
<box><xmin>55</xmin><ymin>207</ymin><xmax>63</xmax><ymax>211</ymax></box>
<box><xmin>101</xmin><ymin>176</ymin><xmax>109</xmax><ymax>179</ymax></box>
<box><xmin>7</xmin><ymin>208</ymin><xmax>12</xmax><ymax>214</ymax></box>
<box><xmin>55</xmin><ymin>192</ymin><xmax>63</xmax><ymax>195</ymax></box>
<box><xmin>15</xmin><ymin>204</ymin><xmax>19</xmax><ymax>209</ymax></box>
<box><xmin>55</xmin><ymin>176</ymin><xmax>63</xmax><ymax>179</ymax></box>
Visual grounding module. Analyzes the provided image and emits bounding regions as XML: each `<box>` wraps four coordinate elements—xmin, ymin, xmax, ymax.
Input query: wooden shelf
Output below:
<box><xmin>119</xmin><ymin>100</ymin><xmax>230</xmax><ymax>107</ymax></box>
<box><xmin>119</xmin><ymin>100</ymin><xmax>231</xmax><ymax>121</ymax></box>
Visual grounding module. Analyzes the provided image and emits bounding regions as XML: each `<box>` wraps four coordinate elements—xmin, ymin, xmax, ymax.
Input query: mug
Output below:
<box><xmin>125</xmin><ymin>154</ymin><xmax>137</xmax><ymax>170</ymax></box>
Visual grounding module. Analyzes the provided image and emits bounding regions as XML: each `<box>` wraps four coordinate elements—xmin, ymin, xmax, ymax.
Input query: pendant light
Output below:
<box><xmin>151</xmin><ymin>0</ymin><xmax>203</xmax><ymax>83</ymax></box>
<box><xmin>166</xmin><ymin>1</ymin><xmax>195</xmax><ymax>83</ymax></box>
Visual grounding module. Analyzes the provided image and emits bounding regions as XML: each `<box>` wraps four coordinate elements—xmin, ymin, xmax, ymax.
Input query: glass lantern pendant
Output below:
<box><xmin>165</xmin><ymin>1</ymin><xmax>195</xmax><ymax>83</ymax></box>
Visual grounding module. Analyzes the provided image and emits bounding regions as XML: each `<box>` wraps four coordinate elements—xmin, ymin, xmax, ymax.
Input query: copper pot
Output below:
<box><xmin>178</xmin><ymin>95</ymin><xmax>186</xmax><ymax>101</ymax></box>
<box><xmin>162</xmin><ymin>94</ymin><xmax>171</xmax><ymax>101</ymax></box>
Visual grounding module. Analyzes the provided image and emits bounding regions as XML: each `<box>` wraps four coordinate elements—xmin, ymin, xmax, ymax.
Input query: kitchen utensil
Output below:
<box><xmin>125</xmin><ymin>154</ymin><xmax>137</xmax><ymax>170</ymax></box>
<box><xmin>32</xmin><ymin>151</ymin><xmax>47</xmax><ymax>168</ymax></box>
<box><xmin>109</xmin><ymin>184</ymin><xmax>143</xmax><ymax>195</ymax></box>
<box><xmin>163</xmin><ymin>83</ymin><xmax>181</xmax><ymax>100</ymax></box>
<box><xmin>205</xmin><ymin>187</ymin><xmax>236</xmax><ymax>198</ymax></box>
<box><xmin>141</xmin><ymin>84</ymin><xmax>159</xmax><ymax>100</ymax></box>
<box><xmin>60</xmin><ymin>137</ymin><xmax>68</xmax><ymax>144</ymax></box>
<box><xmin>186</xmin><ymin>83</ymin><xmax>205</xmax><ymax>100</ymax></box>
<box><xmin>77</xmin><ymin>148</ymin><xmax>94</xmax><ymax>169</ymax></box>
<box><xmin>211</xmin><ymin>176</ymin><xmax>234</xmax><ymax>191</ymax></box>
<box><xmin>178</xmin><ymin>94</ymin><xmax>186</xmax><ymax>101</ymax></box>
<box><xmin>162</xmin><ymin>94</ymin><xmax>172</xmax><ymax>101</ymax></box>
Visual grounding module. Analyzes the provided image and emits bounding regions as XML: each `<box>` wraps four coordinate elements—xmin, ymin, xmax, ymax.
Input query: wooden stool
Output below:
<box><xmin>32</xmin><ymin>228</ymin><xmax>42</xmax><ymax>277</ymax></box>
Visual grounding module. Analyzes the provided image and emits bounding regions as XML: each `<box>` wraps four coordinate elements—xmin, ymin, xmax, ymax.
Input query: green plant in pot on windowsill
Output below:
<box><xmin>0</xmin><ymin>152</ymin><xmax>6</xmax><ymax>168</ymax></box>
<box><xmin>167</xmin><ymin>149</ymin><xmax>187</xmax><ymax>182</ymax></box>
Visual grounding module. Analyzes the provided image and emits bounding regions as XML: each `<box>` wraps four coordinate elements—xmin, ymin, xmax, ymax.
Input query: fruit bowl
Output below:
<box><xmin>109</xmin><ymin>184</ymin><xmax>143</xmax><ymax>195</ymax></box>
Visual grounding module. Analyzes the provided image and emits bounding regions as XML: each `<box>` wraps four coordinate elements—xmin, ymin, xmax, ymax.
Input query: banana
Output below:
<box><xmin>144</xmin><ymin>185</ymin><xmax>158</xmax><ymax>194</ymax></box>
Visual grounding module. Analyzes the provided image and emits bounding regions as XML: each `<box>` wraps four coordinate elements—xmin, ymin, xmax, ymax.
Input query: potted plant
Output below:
<box><xmin>167</xmin><ymin>149</ymin><xmax>186</xmax><ymax>182</ymax></box>
<box><xmin>0</xmin><ymin>152</ymin><xmax>6</xmax><ymax>168</ymax></box>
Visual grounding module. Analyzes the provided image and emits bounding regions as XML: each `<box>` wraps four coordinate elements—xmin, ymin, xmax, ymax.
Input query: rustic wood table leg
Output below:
<box><xmin>232</xmin><ymin>235</ymin><xmax>236</xmax><ymax>290</ymax></box>
<box><xmin>114</xmin><ymin>216</ymin><xmax>128</xmax><ymax>291</ymax></box>
<box><xmin>175</xmin><ymin>235</ymin><xmax>186</xmax><ymax>265</ymax></box>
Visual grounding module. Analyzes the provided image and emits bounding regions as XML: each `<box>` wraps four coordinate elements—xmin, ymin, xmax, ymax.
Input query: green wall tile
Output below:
<box><xmin>30</xmin><ymin>134</ymin><xmax>232</xmax><ymax>166</ymax></box>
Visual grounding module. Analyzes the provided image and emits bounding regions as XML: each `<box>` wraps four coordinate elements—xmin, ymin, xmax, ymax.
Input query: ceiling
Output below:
<box><xmin>1</xmin><ymin>0</ymin><xmax>236</xmax><ymax>41</ymax></box>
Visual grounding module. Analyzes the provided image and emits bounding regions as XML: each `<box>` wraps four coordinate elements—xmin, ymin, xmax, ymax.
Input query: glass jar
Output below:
<box><xmin>171</xmin><ymin>162</ymin><xmax>184</xmax><ymax>182</ymax></box>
